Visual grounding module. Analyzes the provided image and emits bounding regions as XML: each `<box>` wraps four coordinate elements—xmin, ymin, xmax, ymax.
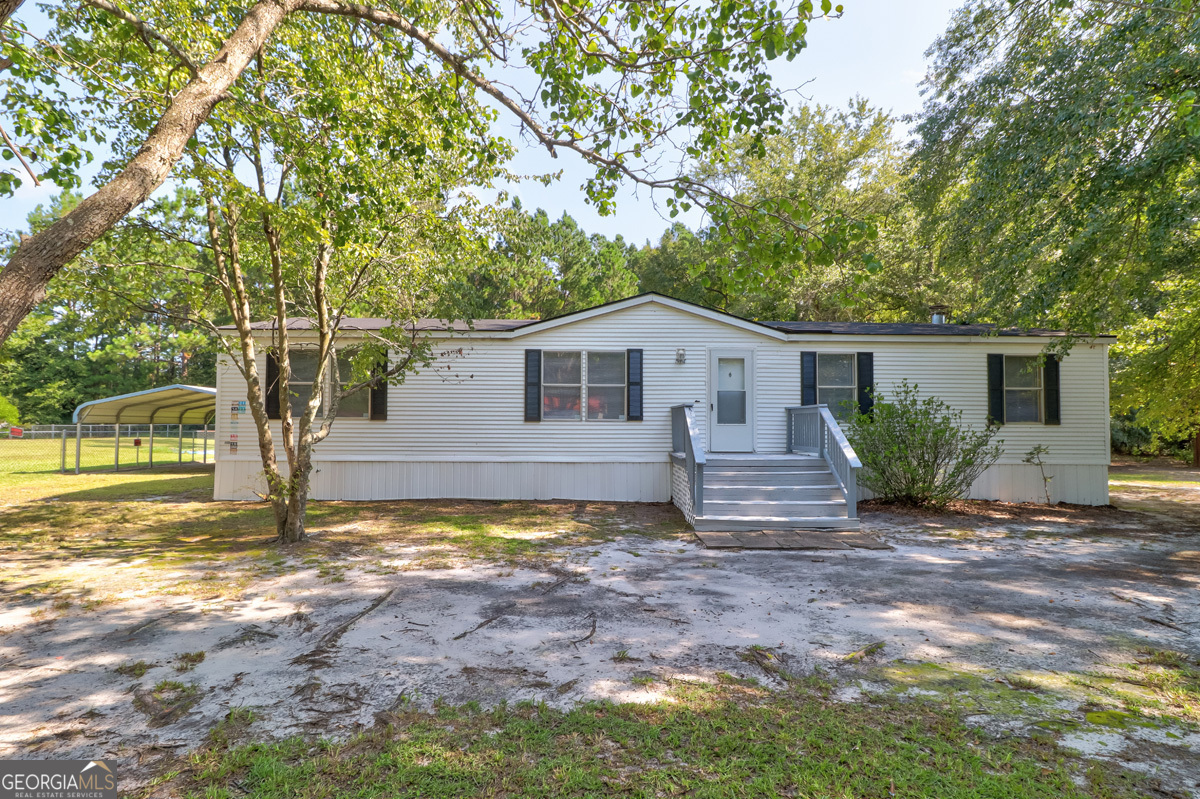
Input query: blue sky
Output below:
<box><xmin>5</xmin><ymin>0</ymin><xmax>961</xmax><ymax>243</ymax></box>
<box><xmin>501</xmin><ymin>0</ymin><xmax>962</xmax><ymax>244</ymax></box>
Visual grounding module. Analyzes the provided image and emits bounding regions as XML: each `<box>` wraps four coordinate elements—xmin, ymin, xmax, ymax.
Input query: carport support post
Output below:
<box><xmin>203</xmin><ymin>424</ymin><xmax>208</xmax><ymax>463</ymax></box>
<box><xmin>60</xmin><ymin>429</ymin><xmax>66</xmax><ymax>473</ymax></box>
<box><xmin>177</xmin><ymin>422</ymin><xmax>183</xmax><ymax>464</ymax></box>
<box><xmin>114</xmin><ymin>421</ymin><xmax>121</xmax><ymax>471</ymax></box>
<box><xmin>74</xmin><ymin>420</ymin><xmax>82</xmax><ymax>474</ymax></box>
<box><xmin>148</xmin><ymin>414</ymin><xmax>156</xmax><ymax>468</ymax></box>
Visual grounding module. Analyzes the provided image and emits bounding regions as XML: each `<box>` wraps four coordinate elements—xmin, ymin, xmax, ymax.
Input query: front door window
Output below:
<box><xmin>716</xmin><ymin>357</ymin><xmax>747</xmax><ymax>425</ymax></box>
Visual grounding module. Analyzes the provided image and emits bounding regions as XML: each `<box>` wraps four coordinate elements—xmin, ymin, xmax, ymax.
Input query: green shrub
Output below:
<box><xmin>0</xmin><ymin>395</ymin><xmax>19</xmax><ymax>426</ymax></box>
<box><xmin>847</xmin><ymin>381</ymin><xmax>1002</xmax><ymax>509</ymax></box>
<box><xmin>1110</xmin><ymin>413</ymin><xmax>1154</xmax><ymax>456</ymax></box>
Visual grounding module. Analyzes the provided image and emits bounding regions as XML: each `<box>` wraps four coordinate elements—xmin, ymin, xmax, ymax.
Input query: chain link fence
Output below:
<box><xmin>0</xmin><ymin>424</ymin><xmax>215</xmax><ymax>475</ymax></box>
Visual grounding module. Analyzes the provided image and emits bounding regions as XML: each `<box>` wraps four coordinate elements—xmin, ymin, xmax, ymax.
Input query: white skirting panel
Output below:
<box><xmin>858</xmin><ymin>463</ymin><xmax>1110</xmax><ymax>506</ymax></box>
<box><xmin>214</xmin><ymin>460</ymin><xmax>673</xmax><ymax>502</ymax></box>
<box><xmin>968</xmin><ymin>463</ymin><xmax>1109</xmax><ymax>505</ymax></box>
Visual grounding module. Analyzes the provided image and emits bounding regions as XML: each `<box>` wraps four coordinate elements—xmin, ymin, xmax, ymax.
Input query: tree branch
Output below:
<box><xmin>298</xmin><ymin>0</ymin><xmax>830</xmax><ymax>248</ymax></box>
<box><xmin>0</xmin><ymin>121</ymin><xmax>39</xmax><ymax>185</ymax></box>
<box><xmin>82</xmin><ymin>0</ymin><xmax>200</xmax><ymax>78</ymax></box>
<box><xmin>0</xmin><ymin>0</ymin><xmax>303</xmax><ymax>345</ymax></box>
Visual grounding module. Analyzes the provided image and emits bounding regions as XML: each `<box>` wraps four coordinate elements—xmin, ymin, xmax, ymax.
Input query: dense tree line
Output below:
<box><xmin>909</xmin><ymin>0</ymin><xmax>1200</xmax><ymax>461</ymax></box>
<box><xmin>1</xmin><ymin>192</ymin><xmax>219</xmax><ymax>423</ymax></box>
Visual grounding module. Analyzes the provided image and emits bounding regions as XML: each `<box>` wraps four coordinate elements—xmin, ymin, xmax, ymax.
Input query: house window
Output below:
<box><xmin>335</xmin><ymin>350</ymin><xmax>370</xmax><ymax>419</ymax></box>
<box><xmin>1004</xmin><ymin>355</ymin><xmax>1042</xmax><ymax>422</ymax></box>
<box><xmin>540</xmin><ymin>351</ymin><xmax>627</xmax><ymax>421</ymax></box>
<box><xmin>817</xmin><ymin>353</ymin><xmax>856</xmax><ymax>421</ymax></box>
<box><xmin>287</xmin><ymin>349</ymin><xmax>322</xmax><ymax>417</ymax></box>
<box><xmin>587</xmin><ymin>352</ymin><xmax>626</xmax><ymax>420</ymax></box>
<box><xmin>543</xmin><ymin>351</ymin><xmax>582</xmax><ymax>420</ymax></box>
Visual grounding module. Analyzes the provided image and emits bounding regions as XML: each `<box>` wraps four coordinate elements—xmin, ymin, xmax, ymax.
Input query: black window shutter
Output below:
<box><xmin>369</xmin><ymin>357</ymin><xmax>389</xmax><ymax>421</ymax></box>
<box><xmin>856</xmin><ymin>352</ymin><xmax>874</xmax><ymax>415</ymax></box>
<box><xmin>265</xmin><ymin>350</ymin><xmax>281</xmax><ymax>420</ymax></box>
<box><xmin>524</xmin><ymin>349</ymin><xmax>542</xmax><ymax>421</ymax></box>
<box><xmin>626</xmin><ymin>348</ymin><xmax>643</xmax><ymax>421</ymax></box>
<box><xmin>801</xmin><ymin>351</ymin><xmax>817</xmax><ymax>405</ymax></box>
<box><xmin>987</xmin><ymin>354</ymin><xmax>1005</xmax><ymax>425</ymax></box>
<box><xmin>1044</xmin><ymin>355</ymin><xmax>1061</xmax><ymax>425</ymax></box>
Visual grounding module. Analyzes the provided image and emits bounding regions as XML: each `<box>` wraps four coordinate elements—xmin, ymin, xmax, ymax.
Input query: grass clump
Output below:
<box><xmin>134</xmin><ymin>680</ymin><xmax>201</xmax><ymax>727</ymax></box>
<box><xmin>115</xmin><ymin>660</ymin><xmax>156</xmax><ymax>679</ymax></box>
<box><xmin>1135</xmin><ymin>647</ymin><xmax>1194</xmax><ymax>669</ymax></box>
<box><xmin>1066</xmin><ymin>649</ymin><xmax>1200</xmax><ymax>725</ymax></box>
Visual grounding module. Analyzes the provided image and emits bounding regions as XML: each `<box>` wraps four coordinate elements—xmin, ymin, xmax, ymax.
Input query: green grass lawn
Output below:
<box><xmin>0</xmin><ymin>435</ymin><xmax>213</xmax><ymax>478</ymax></box>
<box><xmin>176</xmin><ymin>678</ymin><xmax>1149</xmax><ymax>799</ymax></box>
<box><xmin>1108</xmin><ymin>471</ymin><xmax>1200</xmax><ymax>487</ymax></box>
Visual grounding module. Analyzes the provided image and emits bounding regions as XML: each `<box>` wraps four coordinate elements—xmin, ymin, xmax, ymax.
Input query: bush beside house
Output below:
<box><xmin>848</xmin><ymin>381</ymin><xmax>1002</xmax><ymax>509</ymax></box>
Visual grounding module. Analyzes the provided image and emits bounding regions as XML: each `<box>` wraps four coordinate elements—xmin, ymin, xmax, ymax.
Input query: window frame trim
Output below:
<box><xmin>333</xmin><ymin>349</ymin><xmax>373</xmax><ymax>420</ymax></box>
<box><xmin>585</xmin><ymin>350</ymin><xmax>628</xmax><ymax>422</ymax></box>
<box><xmin>538</xmin><ymin>349</ymin><xmax>630</xmax><ymax>423</ymax></box>
<box><xmin>285</xmin><ymin>348</ymin><xmax>323</xmax><ymax>420</ymax></box>
<box><xmin>284</xmin><ymin>347</ymin><xmax>376</xmax><ymax>420</ymax></box>
<box><xmin>1002</xmin><ymin>354</ymin><xmax>1044</xmax><ymax>424</ymax></box>
<box><xmin>541</xmin><ymin>350</ymin><xmax>585</xmax><ymax>422</ymax></box>
<box><xmin>815</xmin><ymin>352</ymin><xmax>858</xmax><ymax>420</ymax></box>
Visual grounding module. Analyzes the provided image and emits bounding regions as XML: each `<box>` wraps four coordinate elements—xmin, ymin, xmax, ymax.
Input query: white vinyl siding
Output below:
<box><xmin>214</xmin><ymin>300</ymin><xmax>1111</xmax><ymax>503</ymax></box>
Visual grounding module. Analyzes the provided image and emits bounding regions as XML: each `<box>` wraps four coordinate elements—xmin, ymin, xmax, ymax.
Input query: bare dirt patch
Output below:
<box><xmin>2</xmin><ymin>463</ymin><xmax>1199</xmax><ymax>796</ymax></box>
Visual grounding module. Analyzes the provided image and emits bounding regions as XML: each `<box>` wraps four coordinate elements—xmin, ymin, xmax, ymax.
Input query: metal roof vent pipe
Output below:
<box><xmin>930</xmin><ymin>304</ymin><xmax>950</xmax><ymax>325</ymax></box>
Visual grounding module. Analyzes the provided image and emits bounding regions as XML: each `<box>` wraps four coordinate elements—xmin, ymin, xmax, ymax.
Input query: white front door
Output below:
<box><xmin>709</xmin><ymin>350</ymin><xmax>754</xmax><ymax>452</ymax></box>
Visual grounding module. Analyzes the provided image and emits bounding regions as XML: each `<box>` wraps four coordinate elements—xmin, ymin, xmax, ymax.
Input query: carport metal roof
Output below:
<box><xmin>72</xmin><ymin>384</ymin><xmax>217</xmax><ymax>425</ymax></box>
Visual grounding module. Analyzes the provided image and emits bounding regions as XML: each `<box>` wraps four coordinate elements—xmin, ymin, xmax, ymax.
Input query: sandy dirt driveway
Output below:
<box><xmin>2</xmin><ymin>461</ymin><xmax>1199</xmax><ymax>794</ymax></box>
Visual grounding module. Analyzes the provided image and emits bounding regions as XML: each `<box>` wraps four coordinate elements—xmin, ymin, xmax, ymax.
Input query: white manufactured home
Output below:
<box><xmin>213</xmin><ymin>294</ymin><xmax>1113</xmax><ymax>530</ymax></box>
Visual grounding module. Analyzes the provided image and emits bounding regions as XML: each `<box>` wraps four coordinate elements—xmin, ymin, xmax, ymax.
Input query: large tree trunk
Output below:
<box><xmin>1</xmin><ymin>0</ymin><xmax>26</xmax><ymax>28</ymax></box>
<box><xmin>0</xmin><ymin>0</ymin><xmax>303</xmax><ymax>344</ymax></box>
<box><xmin>280</xmin><ymin>451</ymin><xmax>313</xmax><ymax>543</ymax></box>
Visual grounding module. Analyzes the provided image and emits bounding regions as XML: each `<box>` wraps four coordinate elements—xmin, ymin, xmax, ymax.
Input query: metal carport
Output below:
<box><xmin>71</xmin><ymin>384</ymin><xmax>217</xmax><ymax>473</ymax></box>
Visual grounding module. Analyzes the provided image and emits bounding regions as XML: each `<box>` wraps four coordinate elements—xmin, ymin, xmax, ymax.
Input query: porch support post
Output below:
<box><xmin>114</xmin><ymin>416</ymin><xmax>121</xmax><ymax>472</ymax></box>
<box><xmin>148</xmin><ymin>411</ymin><xmax>157</xmax><ymax>468</ymax></box>
<box><xmin>846</xmin><ymin>467</ymin><xmax>857</xmax><ymax>518</ymax></box>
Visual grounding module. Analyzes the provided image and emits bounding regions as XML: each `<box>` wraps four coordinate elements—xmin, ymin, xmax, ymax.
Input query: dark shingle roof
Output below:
<box><xmin>758</xmin><ymin>320</ymin><xmax>1092</xmax><ymax>338</ymax></box>
<box><xmin>218</xmin><ymin>294</ymin><xmax>1112</xmax><ymax>339</ymax></box>
<box><xmin>220</xmin><ymin>317</ymin><xmax>532</xmax><ymax>332</ymax></box>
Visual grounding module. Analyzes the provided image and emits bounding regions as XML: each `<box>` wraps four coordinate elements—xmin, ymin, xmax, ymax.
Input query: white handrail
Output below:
<box><xmin>785</xmin><ymin>404</ymin><xmax>861</xmax><ymax>517</ymax></box>
<box><xmin>671</xmin><ymin>403</ymin><xmax>705</xmax><ymax>515</ymax></box>
<box><xmin>818</xmin><ymin>406</ymin><xmax>862</xmax><ymax>469</ymax></box>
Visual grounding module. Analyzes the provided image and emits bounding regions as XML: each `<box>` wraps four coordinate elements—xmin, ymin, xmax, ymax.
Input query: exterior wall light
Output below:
<box><xmin>676</xmin><ymin>348</ymin><xmax>686</xmax><ymax>364</ymax></box>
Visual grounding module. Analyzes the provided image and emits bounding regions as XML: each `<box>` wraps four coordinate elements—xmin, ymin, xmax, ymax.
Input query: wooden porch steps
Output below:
<box><xmin>692</xmin><ymin>453</ymin><xmax>859</xmax><ymax>532</ymax></box>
